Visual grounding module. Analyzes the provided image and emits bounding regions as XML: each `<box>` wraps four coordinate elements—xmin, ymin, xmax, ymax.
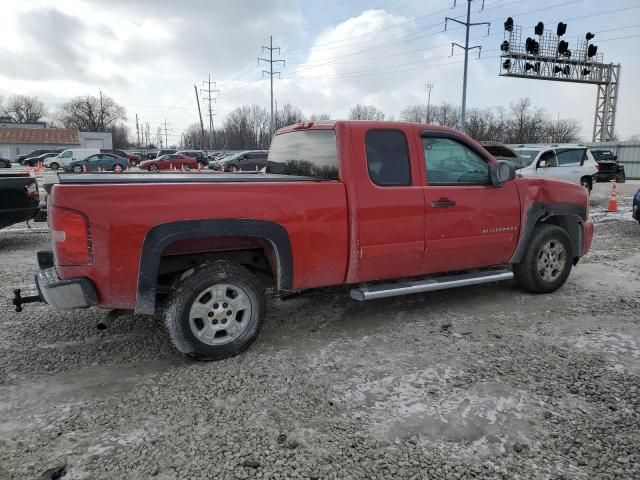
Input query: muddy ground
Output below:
<box><xmin>0</xmin><ymin>182</ymin><xmax>638</xmax><ymax>480</ymax></box>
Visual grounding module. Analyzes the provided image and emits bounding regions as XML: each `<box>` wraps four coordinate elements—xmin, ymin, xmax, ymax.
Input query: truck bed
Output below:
<box><xmin>54</xmin><ymin>172</ymin><xmax>325</xmax><ymax>185</ymax></box>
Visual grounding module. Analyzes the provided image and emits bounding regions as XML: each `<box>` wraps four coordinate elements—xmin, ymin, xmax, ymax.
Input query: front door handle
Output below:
<box><xmin>431</xmin><ymin>198</ymin><xmax>456</xmax><ymax>208</ymax></box>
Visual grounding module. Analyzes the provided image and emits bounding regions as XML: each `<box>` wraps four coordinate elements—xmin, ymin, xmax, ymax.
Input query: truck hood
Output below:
<box><xmin>514</xmin><ymin>176</ymin><xmax>589</xmax><ymax>219</ymax></box>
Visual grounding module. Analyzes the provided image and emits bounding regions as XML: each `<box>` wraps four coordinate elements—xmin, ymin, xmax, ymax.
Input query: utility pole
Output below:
<box><xmin>161</xmin><ymin>118</ymin><xmax>171</xmax><ymax>148</ymax></box>
<box><xmin>445</xmin><ymin>0</ymin><xmax>490</xmax><ymax>132</ymax></box>
<box><xmin>201</xmin><ymin>74</ymin><xmax>220</xmax><ymax>150</ymax></box>
<box><xmin>194</xmin><ymin>85</ymin><xmax>208</xmax><ymax>158</ymax></box>
<box><xmin>135</xmin><ymin>114</ymin><xmax>140</xmax><ymax>147</ymax></box>
<box><xmin>425</xmin><ymin>83</ymin><xmax>433</xmax><ymax>123</ymax></box>
<box><xmin>259</xmin><ymin>35</ymin><xmax>285</xmax><ymax>136</ymax></box>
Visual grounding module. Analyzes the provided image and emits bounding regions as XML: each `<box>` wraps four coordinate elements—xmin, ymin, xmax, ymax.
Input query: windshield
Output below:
<box><xmin>267</xmin><ymin>130</ymin><xmax>338</xmax><ymax>179</ymax></box>
<box><xmin>516</xmin><ymin>149</ymin><xmax>541</xmax><ymax>162</ymax></box>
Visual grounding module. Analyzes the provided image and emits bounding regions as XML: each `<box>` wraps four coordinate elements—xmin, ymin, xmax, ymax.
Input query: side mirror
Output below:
<box><xmin>491</xmin><ymin>161</ymin><xmax>516</xmax><ymax>187</ymax></box>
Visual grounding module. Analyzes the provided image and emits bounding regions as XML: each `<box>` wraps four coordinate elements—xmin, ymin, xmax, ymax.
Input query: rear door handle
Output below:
<box><xmin>431</xmin><ymin>198</ymin><xmax>456</xmax><ymax>208</ymax></box>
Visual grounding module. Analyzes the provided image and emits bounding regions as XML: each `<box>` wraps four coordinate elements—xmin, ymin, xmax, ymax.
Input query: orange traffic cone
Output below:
<box><xmin>607</xmin><ymin>181</ymin><xmax>618</xmax><ymax>212</ymax></box>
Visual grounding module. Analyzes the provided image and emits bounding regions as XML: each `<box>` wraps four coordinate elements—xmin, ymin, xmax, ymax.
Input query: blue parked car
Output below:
<box><xmin>633</xmin><ymin>186</ymin><xmax>640</xmax><ymax>224</ymax></box>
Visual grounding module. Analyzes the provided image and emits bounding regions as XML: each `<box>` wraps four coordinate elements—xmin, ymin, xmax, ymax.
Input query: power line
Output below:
<box><xmin>259</xmin><ymin>35</ymin><xmax>285</xmax><ymax>136</ymax></box>
<box><xmin>446</xmin><ymin>0</ymin><xmax>491</xmax><ymax>132</ymax></box>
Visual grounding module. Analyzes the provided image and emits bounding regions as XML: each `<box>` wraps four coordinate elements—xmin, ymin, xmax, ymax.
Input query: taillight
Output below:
<box><xmin>595</xmin><ymin>163</ymin><xmax>600</xmax><ymax>172</ymax></box>
<box><xmin>50</xmin><ymin>207</ymin><xmax>92</xmax><ymax>265</ymax></box>
<box><xmin>24</xmin><ymin>181</ymin><xmax>38</xmax><ymax>198</ymax></box>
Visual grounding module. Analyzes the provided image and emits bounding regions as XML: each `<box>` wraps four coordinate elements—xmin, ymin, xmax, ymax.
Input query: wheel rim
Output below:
<box><xmin>537</xmin><ymin>240</ymin><xmax>566</xmax><ymax>282</ymax></box>
<box><xmin>184</xmin><ymin>164</ymin><xmax>190</xmax><ymax>171</ymax></box>
<box><xmin>150</xmin><ymin>165</ymin><xmax>158</xmax><ymax>171</ymax></box>
<box><xmin>114</xmin><ymin>165</ymin><xmax>123</xmax><ymax>172</ymax></box>
<box><xmin>73</xmin><ymin>166</ymin><xmax>82</xmax><ymax>173</ymax></box>
<box><xmin>188</xmin><ymin>283</ymin><xmax>253</xmax><ymax>346</ymax></box>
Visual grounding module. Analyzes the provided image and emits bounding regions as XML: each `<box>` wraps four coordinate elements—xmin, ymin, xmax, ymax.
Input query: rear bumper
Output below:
<box><xmin>36</xmin><ymin>260</ymin><xmax>98</xmax><ymax>310</ymax></box>
<box><xmin>582</xmin><ymin>219</ymin><xmax>594</xmax><ymax>256</ymax></box>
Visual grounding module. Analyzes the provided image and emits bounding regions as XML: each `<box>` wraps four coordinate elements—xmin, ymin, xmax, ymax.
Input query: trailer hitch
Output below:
<box><xmin>12</xmin><ymin>288</ymin><xmax>42</xmax><ymax>313</ymax></box>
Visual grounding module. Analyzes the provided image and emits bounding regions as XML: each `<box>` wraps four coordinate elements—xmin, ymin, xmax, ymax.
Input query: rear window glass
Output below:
<box><xmin>267</xmin><ymin>130</ymin><xmax>338</xmax><ymax>179</ymax></box>
<box><xmin>365</xmin><ymin>130</ymin><xmax>411</xmax><ymax>186</ymax></box>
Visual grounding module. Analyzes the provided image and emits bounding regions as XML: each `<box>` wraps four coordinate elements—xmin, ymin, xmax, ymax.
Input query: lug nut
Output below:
<box><xmin>212</xmin><ymin>319</ymin><xmax>218</xmax><ymax>324</ymax></box>
<box><xmin>222</xmin><ymin>319</ymin><xmax>227</xmax><ymax>324</ymax></box>
<box><xmin>208</xmin><ymin>312</ymin><xmax>214</xmax><ymax>317</ymax></box>
<box><xmin>213</xmin><ymin>303</ymin><xmax>219</xmax><ymax>309</ymax></box>
<box><xmin>227</xmin><ymin>310</ymin><xmax>232</xmax><ymax>316</ymax></box>
<box><xmin>222</xmin><ymin>303</ymin><xmax>228</xmax><ymax>308</ymax></box>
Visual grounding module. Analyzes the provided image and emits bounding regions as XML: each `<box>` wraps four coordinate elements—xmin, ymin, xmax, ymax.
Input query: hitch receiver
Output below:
<box><xmin>12</xmin><ymin>288</ymin><xmax>42</xmax><ymax>312</ymax></box>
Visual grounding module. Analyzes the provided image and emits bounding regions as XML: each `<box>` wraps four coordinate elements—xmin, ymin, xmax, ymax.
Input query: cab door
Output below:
<box><xmin>351</xmin><ymin>125</ymin><xmax>426</xmax><ymax>281</ymax></box>
<box><xmin>420</xmin><ymin>132</ymin><xmax>521</xmax><ymax>273</ymax></box>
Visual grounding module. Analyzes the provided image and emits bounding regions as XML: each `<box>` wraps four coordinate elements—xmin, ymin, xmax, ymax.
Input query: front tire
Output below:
<box><xmin>72</xmin><ymin>165</ymin><xmax>83</xmax><ymax>173</ymax></box>
<box><xmin>580</xmin><ymin>176</ymin><xmax>592</xmax><ymax>193</ymax></box>
<box><xmin>164</xmin><ymin>261</ymin><xmax>265</xmax><ymax>360</ymax></box>
<box><xmin>49</xmin><ymin>162</ymin><xmax>59</xmax><ymax>170</ymax></box>
<box><xmin>514</xmin><ymin>224</ymin><xmax>573</xmax><ymax>294</ymax></box>
<box><xmin>183</xmin><ymin>164</ymin><xmax>191</xmax><ymax>171</ymax></box>
<box><xmin>150</xmin><ymin>164</ymin><xmax>159</xmax><ymax>172</ymax></box>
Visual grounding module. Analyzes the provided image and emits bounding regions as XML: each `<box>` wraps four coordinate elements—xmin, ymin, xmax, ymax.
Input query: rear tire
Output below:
<box><xmin>514</xmin><ymin>224</ymin><xmax>573</xmax><ymax>294</ymax></box>
<box><xmin>150</xmin><ymin>164</ymin><xmax>159</xmax><ymax>172</ymax></box>
<box><xmin>113</xmin><ymin>164</ymin><xmax>123</xmax><ymax>173</ymax></box>
<box><xmin>183</xmin><ymin>164</ymin><xmax>191</xmax><ymax>171</ymax></box>
<box><xmin>72</xmin><ymin>165</ymin><xmax>82</xmax><ymax>173</ymax></box>
<box><xmin>49</xmin><ymin>162</ymin><xmax>59</xmax><ymax>170</ymax></box>
<box><xmin>164</xmin><ymin>261</ymin><xmax>265</xmax><ymax>360</ymax></box>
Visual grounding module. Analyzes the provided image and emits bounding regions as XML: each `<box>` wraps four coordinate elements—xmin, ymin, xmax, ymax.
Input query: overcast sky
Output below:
<box><xmin>2</xmin><ymin>0</ymin><xmax>639</xmax><ymax>144</ymax></box>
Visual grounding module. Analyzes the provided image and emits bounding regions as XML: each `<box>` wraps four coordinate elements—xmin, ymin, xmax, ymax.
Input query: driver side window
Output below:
<box><xmin>423</xmin><ymin>137</ymin><xmax>489</xmax><ymax>185</ymax></box>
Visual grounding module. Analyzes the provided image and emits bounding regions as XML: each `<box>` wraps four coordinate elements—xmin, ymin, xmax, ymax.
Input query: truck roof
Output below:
<box><xmin>275</xmin><ymin>120</ymin><xmax>461</xmax><ymax>135</ymax></box>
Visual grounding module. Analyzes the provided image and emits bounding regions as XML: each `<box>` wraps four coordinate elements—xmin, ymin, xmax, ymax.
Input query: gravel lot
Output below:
<box><xmin>0</xmin><ymin>181</ymin><xmax>638</xmax><ymax>480</ymax></box>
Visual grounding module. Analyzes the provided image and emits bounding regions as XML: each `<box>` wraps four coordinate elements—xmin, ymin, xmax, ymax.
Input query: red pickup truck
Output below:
<box><xmin>16</xmin><ymin>121</ymin><xmax>593</xmax><ymax>360</ymax></box>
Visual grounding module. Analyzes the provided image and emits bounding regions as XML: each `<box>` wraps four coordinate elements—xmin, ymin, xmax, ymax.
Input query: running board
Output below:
<box><xmin>350</xmin><ymin>269</ymin><xmax>514</xmax><ymax>301</ymax></box>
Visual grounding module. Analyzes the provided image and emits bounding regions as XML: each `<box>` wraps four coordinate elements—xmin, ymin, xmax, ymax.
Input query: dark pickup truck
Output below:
<box><xmin>592</xmin><ymin>149</ymin><xmax>625</xmax><ymax>183</ymax></box>
<box><xmin>0</xmin><ymin>173</ymin><xmax>42</xmax><ymax>229</ymax></box>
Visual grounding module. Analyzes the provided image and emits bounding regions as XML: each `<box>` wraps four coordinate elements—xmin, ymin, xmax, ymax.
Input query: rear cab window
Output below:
<box><xmin>267</xmin><ymin>130</ymin><xmax>338</xmax><ymax>179</ymax></box>
<box><xmin>365</xmin><ymin>130</ymin><xmax>411</xmax><ymax>186</ymax></box>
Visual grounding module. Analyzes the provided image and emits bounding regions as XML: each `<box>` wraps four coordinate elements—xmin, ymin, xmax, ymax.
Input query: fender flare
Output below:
<box><xmin>135</xmin><ymin>219</ymin><xmax>293</xmax><ymax>314</ymax></box>
<box><xmin>510</xmin><ymin>202</ymin><xmax>587</xmax><ymax>264</ymax></box>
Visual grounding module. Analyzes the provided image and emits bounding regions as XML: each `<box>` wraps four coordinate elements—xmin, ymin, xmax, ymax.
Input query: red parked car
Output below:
<box><xmin>17</xmin><ymin>121</ymin><xmax>593</xmax><ymax>361</ymax></box>
<box><xmin>139</xmin><ymin>154</ymin><xmax>198</xmax><ymax>172</ymax></box>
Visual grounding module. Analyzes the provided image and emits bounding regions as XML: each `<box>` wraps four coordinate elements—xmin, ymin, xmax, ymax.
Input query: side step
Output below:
<box><xmin>350</xmin><ymin>269</ymin><xmax>514</xmax><ymax>301</ymax></box>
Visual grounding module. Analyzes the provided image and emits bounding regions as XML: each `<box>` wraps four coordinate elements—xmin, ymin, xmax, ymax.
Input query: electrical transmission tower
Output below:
<box><xmin>425</xmin><ymin>83</ymin><xmax>433</xmax><ymax>123</ymax></box>
<box><xmin>135</xmin><ymin>114</ymin><xmax>140</xmax><ymax>147</ymax></box>
<box><xmin>201</xmin><ymin>74</ymin><xmax>220</xmax><ymax>149</ymax></box>
<box><xmin>259</xmin><ymin>35</ymin><xmax>285</xmax><ymax>136</ymax></box>
<box><xmin>445</xmin><ymin>0</ymin><xmax>490</xmax><ymax>132</ymax></box>
<box><xmin>161</xmin><ymin>119</ymin><xmax>171</xmax><ymax>148</ymax></box>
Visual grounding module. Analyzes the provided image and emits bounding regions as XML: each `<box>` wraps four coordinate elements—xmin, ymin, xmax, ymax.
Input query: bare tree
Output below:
<box><xmin>108</xmin><ymin>123</ymin><xmax>131</xmax><ymax>149</ymax></box>
<box><xmin>309</xmin><ymin>113</ymin><xmax>331</xmax><ymax>121</ymax></box>
<box><xmin>399</xmin><ymin>105</ymin><xmax>429</xmax><ymax>123</ymax></box>
<box><xmin>3</xmin><ymin>94</ymin><xmax>48</xmax><ymax>123</ymax></box>
<box><xmin>348</xmin><ymin>104</ymin><xmax>385</xmax><ymax>120</ymax></box>
<box><xmin>57</xmin><ymin>93</ymin><xmax>126</xmax><ymax>132</ymax></box>
<box><xmin>431</xmin><ymin>103</ymin><xmax>460</xmax><ymax>129</ymax></box>
<box><xmin>544</xmin><ymin>118</ymin><xmax>581</xmax><ymax>143</ymax></box>
<box><xmin>275</xmin><ymin>103</ymin><xmax>304</xmax><ymax>130</ymax></box>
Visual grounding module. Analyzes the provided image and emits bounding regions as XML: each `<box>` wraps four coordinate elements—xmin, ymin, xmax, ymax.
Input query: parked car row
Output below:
<box><xmin>208</xmin><ymin>150</ymin><xmax>268</xmax><ymax>172</ymax></box>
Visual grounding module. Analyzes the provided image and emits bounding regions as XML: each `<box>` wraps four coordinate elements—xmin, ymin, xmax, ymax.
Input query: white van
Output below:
<box><xmin>511</xmin><ymin>144</ymin><xmax>599</xmax><ymax>192</ymax></box>
<box><xmin>44</xmin><ymin>148</ymin><xmax>100</xmax><ymax>170</ymax></box>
